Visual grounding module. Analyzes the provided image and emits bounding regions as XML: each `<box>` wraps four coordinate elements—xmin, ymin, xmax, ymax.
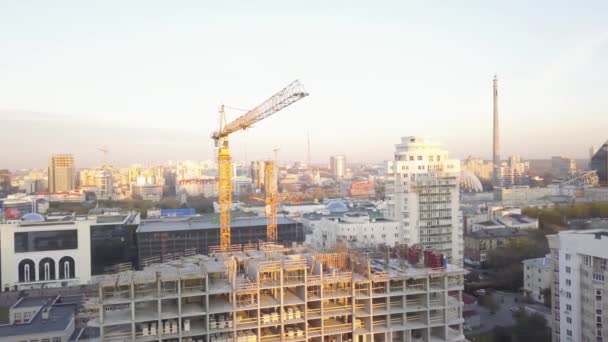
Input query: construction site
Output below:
<box><xmin>87</xmin><ymin>243</ymin><xmax>466</xmax><ymax>342</ymax></box>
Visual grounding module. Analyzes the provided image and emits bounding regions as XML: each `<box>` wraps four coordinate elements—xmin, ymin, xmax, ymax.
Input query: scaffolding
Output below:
<box><xmin>91</xmin><ymin>246</ymin><xmax>466</xmax><ymax>342</ymax></box>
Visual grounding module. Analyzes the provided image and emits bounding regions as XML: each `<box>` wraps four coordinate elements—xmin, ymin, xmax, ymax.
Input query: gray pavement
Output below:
<box><xmin>466</xmin><ymin>291</ymin><xmax>525</xmax><ymax>335</ymax></box>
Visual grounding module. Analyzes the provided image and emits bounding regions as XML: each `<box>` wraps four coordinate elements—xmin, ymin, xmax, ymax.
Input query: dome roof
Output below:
<box><xmin>326</xmin><ymin>200</ymin><xmax>348</xmax><ymax>213</ymax></box>
<box><xmin>21</xmin><ymin>213</ymin><xmax>45</xmax><ymax>222</ymax></box>
<box><xmin>460</xmin><ymin>170</ymin><xmax>483</xmax><ymax>192</ymax></box>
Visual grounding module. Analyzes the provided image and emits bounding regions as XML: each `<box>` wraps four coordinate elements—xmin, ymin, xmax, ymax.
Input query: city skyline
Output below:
<box><xmin>1</xmin><ymin>1</ymin><xmax>608</xmax><ymax>168</ymax></box>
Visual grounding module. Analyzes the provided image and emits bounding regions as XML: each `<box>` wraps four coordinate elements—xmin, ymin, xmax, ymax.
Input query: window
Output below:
<box><xmin>598</xmin><ymin>309</ymin><xmax>603</xmax><ymax>315</ymax></box>
<box><xmin>417</xmin><ymin>156</ymin><xmax>422</xmax><ymax>161</ymax></box>
<box><xmin>15</xmin><ymin>230</ymin><xmax>78</xmax><ymax>252</ymax></box>
<box><xmin>601</xmin><ymin>259</ymin><xmax>608</xmax><ymax>270</ymax></box>
<box><xmin>15</xmin><ymin>313</ymin><xmax>21</xmax><ymax>320</ymax></box>
<box><xmin>566</xmin><ymin>279</ymin><xmax>572</xmax><ymax>286</ymax></box>
<box><xmin>584</xmin><ymin>255</ymin><xmax>592</xmax><ymax>266</ymax></box>
<box><xmin>42</xmin><ymin>339</ymin><xmax>50</xmax><ymax>342</ymax></box>
<box><xmin>566</xmin><ymin>304</ymin><xmax>572</xmax><ymax>311</ymax></box>
<box><xmin>565</xmin><ymin>253</ymin><xmax>571</xmax><ymax>261</ymax></box>
<box><xmin>52</xmin><ymin>339</ymin><xmax>61</xmax><ymax>342</ymax></box>
<box><xmin>567</xmin><ymin>330</ymin><xmax>572</xmax><ymax>337</ymax></box>
<box><xmin>566</xmin><ymin>292</ymin><xmax>572</xmax><ymax>299</ymax></box>
<box><xmin>23</xmin><ymin>311</ymin><xmax>30</xmax><ymax>319</ymax></box>
<box><xmin>566</xmin><ymin>266</ymin><xmax>571</xmax><ymax>274</ymax></box>
<box><xmin>596</xmin><ymin>289</ymin><xmax>602</xmax><ymax>301</ymax></box>
<box><xmin>567</xmin><ymin>317</ymin><xmax>572</xmax><ymax>324</ymax></box>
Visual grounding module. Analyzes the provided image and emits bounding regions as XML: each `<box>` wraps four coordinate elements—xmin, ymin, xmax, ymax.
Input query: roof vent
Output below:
<box><xmin>41</xmin><ymin>307</ymin><xmax>51</xmax><ymax>320</ymax></box>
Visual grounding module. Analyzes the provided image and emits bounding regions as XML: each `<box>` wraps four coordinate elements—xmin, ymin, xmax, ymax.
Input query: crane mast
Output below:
<box><xmin>212</xmin><ymin>80</ymin><xmax>308</xmax><ymax>251</ymax></box>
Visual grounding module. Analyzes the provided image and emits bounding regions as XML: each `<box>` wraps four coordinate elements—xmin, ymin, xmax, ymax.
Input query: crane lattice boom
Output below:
<box><xmin>212</xmin><ymin>80</ymin><xmax>308</xmax><ymax>251</ymax></box>
<box><xmin>212</xmin><ymin>80</ymin><xmax>308</xmax><ymax>141</ymax></box>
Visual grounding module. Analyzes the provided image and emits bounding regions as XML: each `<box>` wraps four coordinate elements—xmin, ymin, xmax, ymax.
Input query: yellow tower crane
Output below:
<box><xmin>211</xmin><ymin>80</ymin><xmax>308</xmax><ymax>251</ymax></box>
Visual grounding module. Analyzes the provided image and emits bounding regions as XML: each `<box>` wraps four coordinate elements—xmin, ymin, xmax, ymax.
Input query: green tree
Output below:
<box><xmin>512</xmin><ymin>310</ymin><xmax>551</xmax><ymax>342</ymax></box>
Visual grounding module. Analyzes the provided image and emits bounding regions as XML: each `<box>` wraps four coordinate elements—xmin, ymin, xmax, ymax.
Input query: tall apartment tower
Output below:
<box><xmin>48</xmin><ymin>154</ymin><xmax>75</xmax><ymax>192</ymax></box>
<box><xmin>386</xmin><ymin>136</ymin><xmax>463</xmax><ymax>265</ymax></box>
<box><xmin>329</xmin><ymin>155</ymin><xmax>346</xmax><ymax>179</ymax></box>
<box><xmin>493</xmin><ymin>75</ymin><xmax>501</xmax><ymax>187</ymax></box>
<box><xmin>547</xmin><ymin>229</ymin><xmax>608</xmax><ymax>342</ymax></box>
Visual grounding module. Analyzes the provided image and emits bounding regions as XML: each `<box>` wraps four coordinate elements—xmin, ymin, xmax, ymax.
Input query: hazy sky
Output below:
<box><xmin>1</xmin><ymin>1</ymin><xmax>607</xmax><ymax>169</ymax></box>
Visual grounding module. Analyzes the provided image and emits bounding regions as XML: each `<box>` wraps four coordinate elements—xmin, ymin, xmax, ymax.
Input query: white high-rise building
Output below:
<box><xmin>329</xmin><ymin>155</ymin><xmax>346</xmax><ymax>179</ymax></box>
<box><xmin>547</xmin><ymin>229</ymin><xmax>608</xmax><ymax>342</ymax></box>
<box><xmin>94</xmin><ymin>169</ymin><xmax>113</xmax><ymax>200</ymax></box>
<box><xmin>386</xmin><ymin>136</ymin><xmax>462</xmax><ymax>264</ymax></box>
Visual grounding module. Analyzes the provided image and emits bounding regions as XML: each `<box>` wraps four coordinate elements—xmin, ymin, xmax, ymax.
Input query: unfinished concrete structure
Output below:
<box><xmin>89</xmin><ymin>244</ymin><xmax>466</xmax><ymax>342</ymax></box>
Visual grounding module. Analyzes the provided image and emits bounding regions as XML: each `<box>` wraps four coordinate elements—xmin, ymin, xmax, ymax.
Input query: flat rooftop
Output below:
<box><xmin>13</xmin><ymin>296</ymin><xmax>55</xmax><ymax>309</ymax></box>
<box><xmin>0</xmin><ymin>299</ymin><xmax>76</xmax><ymax>337</ymax></box>
<box><xmin>94</xmin><ymin>244</ymin><xmax>463</xmax><ymax>287</ymax></box>
<box><xmin>137</xmin><ymin>216</ymin><xmax>298</xmax><ymax>233</ymax></box>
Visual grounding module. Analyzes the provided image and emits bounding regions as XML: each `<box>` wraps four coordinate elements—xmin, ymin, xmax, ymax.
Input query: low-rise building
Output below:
<box><xmin>464</xmin><ymin>228</ymin><xmax>529</xmax><ymax>263</ymax></box>
<box><xmin>0</xmin><ymin>295</ymin><xmax>85</xmax><ymax>342</ymax></box>
<box><xmin>307</xmin><ymin>212</ymin><xmax>401</xmax><ymax>250</ymax></box>
<box><xmin>470</xmin><ymin>213</ymin><xmax>538</xmax><ymax>232</ymax></box>
<box><xmin>522</xmin><ymin>255</ymin><xmax>552</xmax><ymax>303</ymax></box>
<box><xmin>0</xmin><ymin>214</ymin><xmax>92</xmax><ymax>292</ymax></box>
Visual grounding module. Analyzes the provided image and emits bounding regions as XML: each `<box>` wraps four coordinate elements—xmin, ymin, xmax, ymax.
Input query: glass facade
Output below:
<box><xmin>137</xmin><ymin>222</ymin><xmax>304</xmax><ymax>266</ymax></box>
<box><xmin>90</xmin><ymin>224</ymin><xmax>139</xmax><ymax>275</ymax></box>
<box><xmin>591</xmin><ymin>141</ymin><xmax>608</xmax><ymax>185</ymax></box>
<box><xmin>14</xmin><ymin>230</ymin><xmax>78</xmax><ymax>252</ymax></box>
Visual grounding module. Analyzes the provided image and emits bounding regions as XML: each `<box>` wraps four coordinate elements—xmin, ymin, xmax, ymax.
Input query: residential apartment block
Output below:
<box><xmin>547</xmin><ymin>229</ymin><xmax>608</xmax><ymax>342</ymax></box>
<box><xmin>386</xmin><ymin>136</ymin><xmax>463</xmax><ymax>265</ymax></box>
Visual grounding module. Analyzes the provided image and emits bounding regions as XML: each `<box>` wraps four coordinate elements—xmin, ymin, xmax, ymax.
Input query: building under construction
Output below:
<box><xmin>90</xmin><ymin>244</ymin><xmax>466</xmax><ymax>342</ymax></box>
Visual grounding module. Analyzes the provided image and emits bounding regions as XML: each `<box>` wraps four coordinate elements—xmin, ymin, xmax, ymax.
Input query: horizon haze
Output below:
<box><xmin>1</xmin><ymin>1</ymin><xmax>607</xmax><ymax>169</ymax></box>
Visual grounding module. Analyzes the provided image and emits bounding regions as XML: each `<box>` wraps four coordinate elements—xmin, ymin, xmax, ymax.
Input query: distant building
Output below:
<box><xmin>547</xmin><ymin>229</ymin><xmax>608</xmax><ymax>342</ymax></box>
<box><xmin>250</xmin><ymin>160</ymin><xmax>266</xmax><ymax>192</ymax></box>
<box><xmin>48</xmin><ymin>154</ymin><xmax>75</xmax><ymax>193</ymax></box>
<box><xmin>386</xmin><ymin>136</ymin><xmax>463</xmax><ymax>264</ymax></box>
<box><xmin>464</xmin><ymin>227</ymin><xmax>529</xmax><ymax>263</ymax></box>
<box><xmin>178</xmin><ymin>178</ymin><xmax>219</xmax><ymax>197</ymax></box>
<box><xmin>94</xmin><ymin>169</ymin><xmax>113</xmax><ymax>200</ymax></box>
<box><xmin>493</xmin><ymin>185</ymin><xmax>553</xmax><ymax>205</ymax></box>
<box><xmin>0</xmin><ymin>215</ymin><xmax>92</xmax><ymax>291</ymax></box>
<box><xmin>551</xmin><ymin>156</ymin><xmax>577</xmax><ymax>179</ymax></box>
<box><xmin>132</xmin><ymin>184</ymin><xmax>163</xmax><ymax>202</ymax></box>
<box><xmin>330</xmin><ymin>155</ymin><xmax>346</xmax><ymax>179</ymax></box>
<box><xmin>460</xmin><ymin>170</ymin><xmax>483</xmax><ymax>192</ymax></box>
<box><xmin>0</xmin><ymin>169</ymin><xmax>12</xmax><ymax>197</ymax></box>
<box><xmin>470</xmin><ymin>213</ymin><xmax>538</xmax><ymax>232</ymax></box>
<box><xmin>590</xmin><ymin>140</ymin><xmax>608</xmax><ymax>185</ymax></box>
<box><xmin>349</xmin><ymin>180</ymin><xmax>375</xmax><ymax>198</ymax></box>
<box><xmin>306</xmin><ymin>209</ymin><xmax>401</xmax><ymax>249</ymax></box>
<box><xmin>461</xmin><ymin>157</ymin><xmax>492</xmax><ymax>181</ymax></box>
<box><xmin>522</xmin><ymin>255</ymin><xmax>552</xmax><ymax>303</ymax></box>
<box><xmin>1</xmin><ymin>194</ymin><xmax>36</xmax><ymax>219</ymax></box>
<box><xmin>498</xmin><ymin>155</ymin><xmax>530</xmax><ymax>187</ymax></box>
<box><xmin>0</xmin><ymin>295</ymin><xmax>86</xmax><ymax>342</ymax></box>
